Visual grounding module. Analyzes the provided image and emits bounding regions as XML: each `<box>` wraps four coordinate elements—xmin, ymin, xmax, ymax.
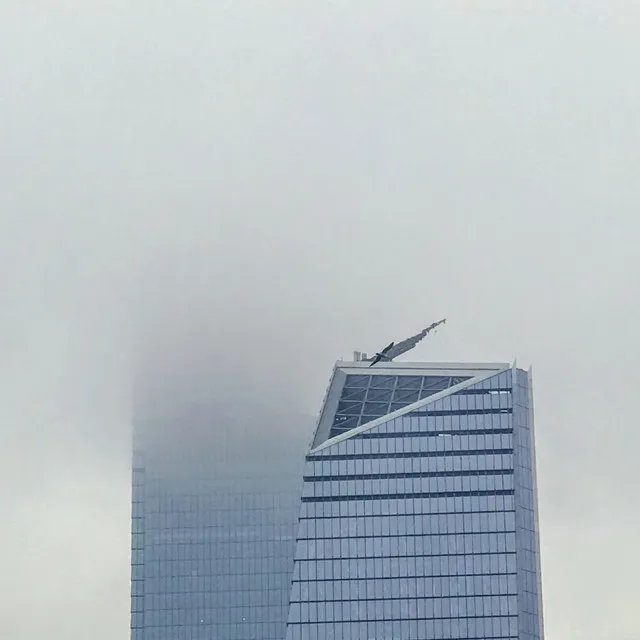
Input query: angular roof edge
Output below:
<box><xmin>335</xmin><ymin>361</ymin><xmax>511</xmax><ymax>372</ymax></box>
<box><xmin>309</xmin><ymin>361</ymin><xmax>513</xmax><ymax>454</ymax></box>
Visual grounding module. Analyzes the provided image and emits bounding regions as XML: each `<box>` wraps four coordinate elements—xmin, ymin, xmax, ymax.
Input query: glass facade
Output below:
<box><xmin>131</xmin><ymin>364</ymin><xmax>543</xmax><ymax>640</ymax></box>
<box><xmin>330</xmin><ymin>374</ymin><xmax>471</xmax><ymax>439</ymax></box>
<box><xmin>131</xmin><ymin>406</ymin><xmax>310</xmax><ymax>640</ymax></box>
<box><xmin>286</xmin><ymin>367</ymin><xmax>543</xmax><ymax>640</ymax></box>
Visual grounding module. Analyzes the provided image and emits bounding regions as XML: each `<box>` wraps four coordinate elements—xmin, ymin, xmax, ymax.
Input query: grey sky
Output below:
<box><xmin>1</xmin><ymin>2</ymin><xmax>639</xmax><ymax>638</ymax></box>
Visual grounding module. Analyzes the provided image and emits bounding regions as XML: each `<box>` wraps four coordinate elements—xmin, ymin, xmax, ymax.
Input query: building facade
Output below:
<box><xmin>131</xmin><ymin>360</ymin><xmax>544</xmax><ymax>640</ymax></box>
<box><xmin>130</xmin><ymin>402</ymin><xmax>311</xmax><ymax>640</ymax></box>
<box><xmin>286</xmin><ymin>361</ymin><xmax>544</xmax><ymax>640</ymax></box>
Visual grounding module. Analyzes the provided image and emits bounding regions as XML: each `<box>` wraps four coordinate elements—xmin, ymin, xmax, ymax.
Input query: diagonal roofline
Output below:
<box><xmin>309</xmin><ymin>362</ymin><xmax>513</xmax><ymax>454</ymax></box>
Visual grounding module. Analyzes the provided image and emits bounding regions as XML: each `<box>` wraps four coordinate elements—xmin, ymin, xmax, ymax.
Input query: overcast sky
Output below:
<box><xmin>1</xmin><ymin>2</ymin><xmax>639</xmax><ymax>638</ymax></box>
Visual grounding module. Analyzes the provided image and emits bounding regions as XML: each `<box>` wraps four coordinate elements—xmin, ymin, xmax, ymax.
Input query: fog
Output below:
<box><xmin>1</xmin><ymin>2</ymin><xmax>639</xmax><ymax>638</ymax></box>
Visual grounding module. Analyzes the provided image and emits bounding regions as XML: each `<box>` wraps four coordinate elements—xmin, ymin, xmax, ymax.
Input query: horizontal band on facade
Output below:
<box><xmin>329</xmin><ymin>409</ymin><xmax>512</xmax><ymax>436</ymax></box>
<box><xmin>455</xmin><ymin>388</ymin><xmax>512</xmax><ymax>395</ymax></box>
<box><xmin>298</xmin><ymin>507</ymin><xmax>515</xmax><ymax>521</ymax></box>
<box><xmin>296</xmin><ymin>531</ymin><xmax>517</xmax><ymax>541</ymax></box>
<box><xmin>405</xmin><ymin>408</ymin><xmax>512</xmax><ymax>417</ymax></box>
<box><xmin>135</xmin><ymin>586</ymin><xmax>295</xmax><ymax>595</ymax></box>
<box><xmin>353</xmin><ymin>428</ymin><xmax>513</xmax><ymax>440</ymax></box>
<box><xmin>287</xmin><ymin>614</ymin><xmax>517</xmax><ymax>624</ymax></box>
<box><xmin>304</xmin><ymin>469</ymin><xmax>515</xmax><ymax>483</ymax></box>
<box><xmin>289</xmin><ymin>637</ymin><xmax>516</xmax><ymax>640</ymax></box>
<box><xmin>289</xmin><ymin>593</ymin><xmax>518</xmax><ymax>604</ymax></box>
<box><xmin>289</xmin><ymin>635</ymin><xmax>516</xmax><ymax>640</ymax></box>
<box><xmin>294</xmin><ymin>551</ymin><xmax>516</xmax><ymax>562</ymax></box>
<box><xmin>301</xmin><ymin>490</ymin><xmax>515</xmax><ymax>503</ymax></box>
<box><xmin>308</xmin><ymin>448</ymin><xmax>514</xmax><ymax>461</ymax></box>
<box><xmin>291</xmin><ymin>571</ymin><xmax>518</xmax><ymax>584</ymax></box>
<box><xmin>135</xmin><ymin>628</ymin><xmax>515</xmax><ymax>640</ymax></box>
<box><xmin>290</xmin><ymin>571</ymin><xmax>518</xmax><ymax>583</ymax></box>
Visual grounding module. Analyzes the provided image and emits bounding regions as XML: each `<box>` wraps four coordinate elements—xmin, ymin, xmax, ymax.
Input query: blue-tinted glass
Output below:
<box><xmin>132</xmin><ymin>409</ymin><xmax>311</xmax><ymax>640</ymax></box>
<box><xmin>134</xmin><ymin>367</ymin><xmax>542</xmax><ymax>640</ymax></box>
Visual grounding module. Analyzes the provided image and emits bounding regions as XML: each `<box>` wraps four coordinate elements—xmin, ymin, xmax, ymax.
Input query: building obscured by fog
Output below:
<box><xmin>131</xmin><ymin>389</ymin><xmax>314</xmax><ymax>639</ymax></box>
<box><xmin>130</xmin><ymin>298</ymin><xmax>316</xmax><ymax>640</ymax></box>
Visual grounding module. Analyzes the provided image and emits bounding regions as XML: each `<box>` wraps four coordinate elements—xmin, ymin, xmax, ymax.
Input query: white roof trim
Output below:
<box><xmin>337</xmin><ymin>361</ymin><xmax>510</xmax><ymax>373</ymax></box>
<box><xmin>309</xmin><ymin>363</ymin><xmax>512</xmax><ymax>454</ymax></box>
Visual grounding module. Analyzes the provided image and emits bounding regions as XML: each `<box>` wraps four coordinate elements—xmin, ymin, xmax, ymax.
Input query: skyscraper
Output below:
<box><xmin>286</xmin><ymin>360</ymin><xmax>544</xmax><ymax>640</ymax></box>
<box><xmin>130</xmin><ymin>400</ymin><xmax>312</xmax><ymax>640</ymax></box>
<box><xmin>131</xmin><ymin>358</ymin><xmax>544</xmax><ymax>640</ymax></box>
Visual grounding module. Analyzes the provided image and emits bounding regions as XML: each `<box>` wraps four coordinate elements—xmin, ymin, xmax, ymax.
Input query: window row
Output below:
<box><xmin>143</xmin><ymin>589</ymin><xmax>289</xmax><ymax>611</ymax></box>
<box><xmin>365</xmin><ymin>412</ymin><xmax>512</xmax><ymax>436</ymax></box>
<box><xmin>137</xmin><ymin>494</ymin><xmax>301</xmax><ymax>513</ymax></box>
<box><xmin>140</xmin><ymin>604</ymin><xmax>288</xmax><ymax>626</ymax></box>
<box><xmin>287</xmin><ymin>595</ymin><xmax>518</xmax><ymax>623</ymax></box>
<box><xmin>285</xmin><ymin>616</ymin><xmax>518</xmax><ymax>640</ymax></box>
<box><xmin>307</xmin><ymin>447</ymin><xmax>514</xmax><ymax>462</ymax></box>
<box><xmin>140</xmin><ymin>525</ymin><xmax>296</xmax><ymax>544</ymax></box>
<box><xmin>297</xmin><ymin>511</ymin><xmax>516</xmax><ymax>539</ymax></box>
<box><xmin>292</xmin><ymin>553</ymin><xmax>517</xmax><ymax>580</ymax></box>
<box><xmin>302</xmin><ymin>489</ymin><xmax>514</xmax><ymax>504</ymax></box>
<box><xmin>302</xmin><ymin>473</ymin><xmax>514</xmax><ymax>499</ymax></box>
<box><xmin>330</xmin><ymin>408</ymin><xmax>513</xmax><ymax>433</ymax></box>
<box><xmin>339</xmin><ymin>385</ymin><xmax>444</xmax><ymax>405</ymax></box>
<box><xmin>300</xmin><ymin>494</ymin><xmax>516</xmax><ymax>518</ymax></box>
<box><xmin>341</xmin><ymin>374</ymin><xmax>473</xmax><ymax>392</ymax></box>
<box><xmin>455</xmin><ymin>388</ymin><xmax>511</xmax><ymax>396</ymax></box>
<box><xmin>320</xmin><ymin>428</ymin><xmax>513</xmax><ymax>456</ymax></box>
<box><xmin>331</xmin><ymin>433</ymin><xmax>515</xmax><ymax>456</ymax></box>
<box><xmin>139</xmin><ymin>573</ymin><xmax>292</xmax><ymax>594</ymax></box>
<box><xmin>139</xmin><ymin>539</ymin><xmax>295</xmax><ymax>562</ymax></box>
<box><xmin>138</xmin><ymin>476</ymin><xmax>302</xmax><ymax>496</ymax></box>
<box><xmin>352</xmin><ymin>428</ymin><xmax>515</xmax><ymax>442</ymax></box>
<box><xmin>305</xmin><ymin>453</ymin><xmax>514</xmax><ymax>477</ymax></box>
<box><xmin>137</xmin><ymin>557</ymin><xmax>294</xmax><ymax>579</ymax></box>
<box><xmin>142</xmin><ymin>510</ymin><xmax>300</xmax><ymax>529</ymax></box>
<box><xmin>133</xmin><ymin>500</ymin><xmax>300</xmax><ymax>520</ymax></box>
<box><xmin>294</xmin><ymin>532</ymin><xmax>517</xmax><ymax>561</ymax></box>
<box><xmin>305</xmin><ymin>468</ymin><xmax>515</xmax><ymax>485</ymax></box>
<box><xmin>290</xmin><ymin>574</ymin><xmax>518</xmax><ymax>601</ymax></box>
<box><xmin>407</xmin><ymin>408</ymin><xmax>512</xmax><ymax>419</ymax></box>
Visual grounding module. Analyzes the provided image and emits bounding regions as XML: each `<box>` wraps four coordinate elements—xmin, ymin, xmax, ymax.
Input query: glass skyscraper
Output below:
<box><xmin>130</xmin><ymin>401</ymin><xmax>311</xmax><ymax>640</ymax></box>
<box><xmin>287</xmin><ymin>361</ymin><xmax>543</xmax><ymax>640</ymax></box>
<box><xmin>131</xmin><ymin>360</ymin><xmax>544</xmax><ymax>640</ymax></box>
